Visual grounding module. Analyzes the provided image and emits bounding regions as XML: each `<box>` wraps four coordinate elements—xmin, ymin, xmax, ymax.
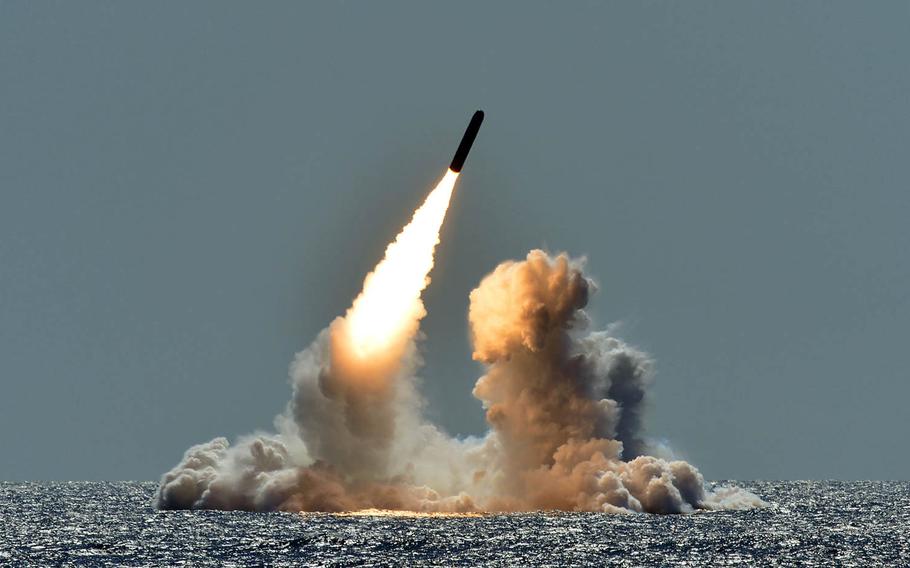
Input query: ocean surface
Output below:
<box><xmin>1</xmin><ymin>481</ymin><xmax>907</xmax><ymax>566</ymax></box>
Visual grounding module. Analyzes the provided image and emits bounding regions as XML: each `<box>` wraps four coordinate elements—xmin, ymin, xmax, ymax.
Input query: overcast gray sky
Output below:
<box><xmin>2</xmin><ymin>2</ymin><xmax>908</xmax><ymax>481</ymax></box>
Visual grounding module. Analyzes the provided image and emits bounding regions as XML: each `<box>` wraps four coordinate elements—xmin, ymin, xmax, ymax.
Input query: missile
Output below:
<box><xmin>449</xmin><ymin>110</ymin><xmax>484</xmax><ymax>173</ymax></box>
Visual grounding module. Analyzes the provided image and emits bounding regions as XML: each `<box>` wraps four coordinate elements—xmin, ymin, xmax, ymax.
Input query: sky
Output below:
<box><xmin>1</xmin><ymin>2</ymin><xmax>908</xmax><ymax>482</ymax></box>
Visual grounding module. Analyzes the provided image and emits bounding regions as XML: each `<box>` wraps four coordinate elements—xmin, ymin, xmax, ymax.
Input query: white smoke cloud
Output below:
<box><xmin>156</xmin><ymin>250</ymin><xmax>763</xmax><ymax>514</ymax></box>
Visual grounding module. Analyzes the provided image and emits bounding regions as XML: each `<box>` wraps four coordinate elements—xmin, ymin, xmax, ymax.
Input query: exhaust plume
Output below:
<box><xmin>345</xmin><ymin>170</ymin><xmax>457</xmax><ymax>358</ymax></box>
<box><xmin>156</xmin><ymin>181</ymin><xmax>762</xmax><ymax>513</ymax></box>
<box><xmin>289</xmin><ymin>170</ymin><xmax>458</xmax><ymax>477</ymax></box>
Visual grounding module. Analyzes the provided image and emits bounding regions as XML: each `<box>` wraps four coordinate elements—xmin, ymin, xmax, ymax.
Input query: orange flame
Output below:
<box><xmin>345</xmin><ymin>170</ymin><xmax>458</xmax><ymax>357</ymax></box>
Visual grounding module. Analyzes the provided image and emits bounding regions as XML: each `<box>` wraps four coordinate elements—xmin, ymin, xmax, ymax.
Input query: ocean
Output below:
<box><xmin>1</xmin><ymin>481</ymin><xmax>907</xmax><ymax>566</ymax></box>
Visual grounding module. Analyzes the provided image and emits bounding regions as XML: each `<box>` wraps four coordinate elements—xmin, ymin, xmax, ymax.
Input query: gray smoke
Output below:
<box><xmin>156</xmin><ymin>249</ymin><xmax>763</xmax><ymax>514</ymax></box>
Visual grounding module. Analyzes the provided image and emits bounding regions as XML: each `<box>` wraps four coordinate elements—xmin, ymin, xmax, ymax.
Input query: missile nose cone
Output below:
<box><xmin>449</xmin><ymin>110</ymin><xmax>484</xmax><ymax>173</ymax></box>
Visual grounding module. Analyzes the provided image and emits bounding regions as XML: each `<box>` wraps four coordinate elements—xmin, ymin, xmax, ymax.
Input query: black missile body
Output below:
<box><xmin>449</xmin><ymin>110</ymin><xmax>484</xmax><ymax>172</ymax></box>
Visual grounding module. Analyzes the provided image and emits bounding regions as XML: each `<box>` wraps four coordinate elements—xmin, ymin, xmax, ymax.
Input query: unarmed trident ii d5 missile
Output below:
<box><xmin>449</xmin><ymin>110</ymin><xmax>484</xmax><ymax>173</ymax></box>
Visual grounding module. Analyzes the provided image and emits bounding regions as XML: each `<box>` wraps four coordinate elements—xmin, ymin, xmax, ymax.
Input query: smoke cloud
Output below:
<box><xmin>157</xmin><ymin>250</ymin><xmax>763</xmax><ymax>514</ymax></box>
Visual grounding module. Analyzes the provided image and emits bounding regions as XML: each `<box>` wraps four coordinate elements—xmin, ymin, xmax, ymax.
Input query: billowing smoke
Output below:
<box><xmin>158</xmin><ymin>172</ymin><xmax>482</xmax><ymax>513</ymax></box>
<box><xmin>157</xmin><ymin>238</ymin><xmax>762</xmax><ymax>513</ymax></box>
<box><xmin>464</xmin><ymin>250</ymin><xmax>760</xmax><ymax>512</ymax></box>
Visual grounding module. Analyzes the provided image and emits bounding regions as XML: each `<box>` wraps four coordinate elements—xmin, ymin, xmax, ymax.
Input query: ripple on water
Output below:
<box><xmin>0</xmin><ymin>481</ymin><xmax>907</xmax><ymax>566</ymax></box>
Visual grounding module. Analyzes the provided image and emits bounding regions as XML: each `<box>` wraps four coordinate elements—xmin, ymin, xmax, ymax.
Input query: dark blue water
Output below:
<box><xmin>1</xmin><ymin>481</ymin><xmax>907</xmax><ymax>566</ymax></box>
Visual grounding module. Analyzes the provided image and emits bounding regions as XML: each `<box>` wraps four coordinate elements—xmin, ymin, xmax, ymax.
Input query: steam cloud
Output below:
<box><xmin>157</xmin><ymin>250</ymin><xmax>763</xmax><ymax>514</ymax></box>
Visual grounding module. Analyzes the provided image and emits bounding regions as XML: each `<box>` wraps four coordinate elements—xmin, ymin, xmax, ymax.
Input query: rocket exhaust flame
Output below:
<box><xmin>346</xmin><ymin>170</ymin><xmax>458</xmax><ymax>358</ymax></box>
<box><xmin>156</xmin><ymin>113</ymin><xmax>764</xmax><ymax>515</ymax></box>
